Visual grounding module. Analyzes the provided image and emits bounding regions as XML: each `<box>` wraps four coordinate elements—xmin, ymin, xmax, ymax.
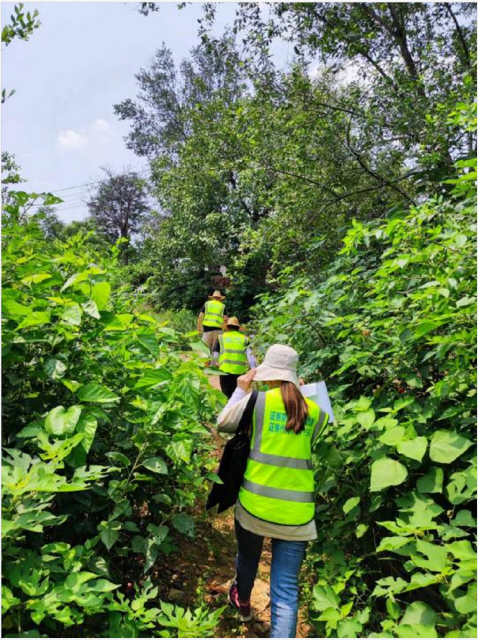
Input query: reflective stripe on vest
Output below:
<box><xmin>239</xmin><ymin>388</ymin><xmax>328</xmax><ymax>525</ymax></box>
<box><xmin>218</xmin><ymin>331</ymin><xmax>248</xmax><ymax>374</ymax></box>
<box><xmin>203</xmin><ymin>300</ymin><xmax>225</xmax><ymax>328</ymax></box>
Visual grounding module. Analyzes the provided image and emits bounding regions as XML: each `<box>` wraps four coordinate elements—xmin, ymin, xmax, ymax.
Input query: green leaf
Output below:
<box><xmin>417</xmin><ymin>467</ymin><xmax>444</xmax><ymax>493</ymax></box>
<box><xmin>43</xmin><ymin>358</ymin><xmax>67</xmax><ymax>380</ymax></box>
<box><xmin>356</xmin><ymin>408</ymin><xmax>375</xmax><ymax>429</ymax></box>
<box><xmin>379</xmin><ymin>426</ymin><xmax>406</xmax><ymax>446</ymax></box>
<box><xmin>454</xmin><ymin>582</ymin><xmax>477</xmax><ymax>614</ymax></box>
<box><xmin>134</xmin><ymin>369</ymin><xmax>172</xmax><ymax>389</ymax></box>
<box><xmin>76</xmin><ymin>414</ymin><xmax>98</xmax><ymax>453</ymax></box>
<box><xmin>142</xmin><ymin>457</ymin><xmax>168</xmax><ymax>475</ymax></box>
<box><xmin>337</xmin><ymin>619</ymin><xmax>363</xmax><ymax>638</ymax></box>
<box><xmin>82</xmin><ymin>300</ymin><xmax>101</xmax><ymax>319</ymax></box>
<box><xmin>45</xmin><ymin>405</ymin><xmax>82</xmax><ymax>436</ymax></box>
<box><xmin>312</xmin><ymin>584</ymin><xmax>340</xmax><ymax>611</ymax></box>
<box><xmin>89</xmin><ymin>578</ymin><xmax>121</xmax><ymax>593</ymax></box>
<box><xmin>18</xmin><ymin>311</ymin><xmax>50</xmax><ymax>329</ymax></box>
<box><xmin>171</xmin><ymin>513</ymin><xmax>195</xmax><ymax>538</ymax></box>
<box><xmin>370</xmin><ymin>457</ymin><xmax>408</xmax><ymax>492</ymax></box>
<box><xmin>342</xmin><ymin>496</ymin><xmax>360</xmax><ymax>514</ymax></box>
<box><xmin>76</xmin><ymin>383</ymin><xmax>120</xmax><ymax>403</ymax></box>
<box><xmin>61</xmin><ymin>303</ymin><xmax>82</xmax><ymax>326</ymax></box>
<box><xmin>356</xmin><ymin>524</ymin><xmax>368</xmax><ymax>538</ymax></box>
<box><xmin>99</xmin><ymin>521</ymin><xmax>120</xmax><ymax>551</ymax></box>
<box><xmin>429</xmin><ymin>430</ymin><xmax>472</xmax><ymax>464</ymax></box>
<box><xmin>400</xmin><ymin>601</ymin><xmax>437</xmax><ymax>627</ymax></box>
<box><xmin>415</xmin><ymin>320</ymin><xmax>446</xmax><ymax>337</ymax></box>
<box><xmin>397</xmin><ymin>437</ymin><xmax>428</xmax><ymax>462</ymax></box>
<box><xmin>91</xmin><ymin>282</ymin><xmax>111</xmax><ymax>309</ymax></box>
<box><xmin>146</xmin><ymin>523</ymin><xmax>169</xmax><ymax>545</ymax></box>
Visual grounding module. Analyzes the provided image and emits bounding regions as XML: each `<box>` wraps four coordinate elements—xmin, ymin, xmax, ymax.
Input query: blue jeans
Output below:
<box><xmin>234</xmin><ymin>519</ymin><xmax>307</xmax><ymax>638</ymax></box>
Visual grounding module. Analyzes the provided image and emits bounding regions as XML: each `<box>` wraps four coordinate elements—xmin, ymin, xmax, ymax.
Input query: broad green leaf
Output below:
<box><xmin>400</xmin><ymin>601</ymin><xmax>437</xmax><ymax>627</ymax></box>
<box><xmin>76</xmin><ymin>383</ymin><xmax>119</xmax><ymax>403</ymax></box>
<box><xmin>43</xmin><ymin>358</ymin><xmax>67</xmax><ymax>380</ymax></box>
<box><xmin>417</xmin><ymin>467</ymin><xmax>444</xmax><ymax>493</ymax></box>
<box><xmin>342</xmin><ymin>496</ymin><xmax>360</xmax><ymax>514</ymax></box>
<box><xmin>99</xmin><ymin>521</ymin><xmax>120</xmax><ymax>551</ymax></box>
<box><xmin>76</xmin><ymin>414</ymin><xmax>98</xmax><ymax>453</ymax></box>
<box><xmin>454</xmin><ymin>582</ymin><xmax>477</xmax><ymax>614</ymax></box>
<box><xmin>356</xmin><ymin>524</ymin><xmax>369</xmax><ymax>538</ymax></box>
<box><xmin>89</xmin><ymin>578</ymin><xmax>121</xmax><ymax>593</ymax></box>
<box><xmin>313</xmin><ymin>584</ymin><xmax>340</xmax><ymax>611</ymax></box>
<box><xmin>379</xmin><ymin>427</ymin><xmax>406</xmax><ymax>446</ymax></box>
<box><xmin>137</xmin><ymin>331</ymin><xmax>160</xmax><ymax>356</ymax></box>
<box><xmin>415</xmin><ymin>320</ymin><xmax>446</xmax><ymax>337</ymax></box>
<box><xmin>82</xmin><ymin>300</ymin><xmax>101</xmax><ymax>319</ymax></box>
<box><xmin>91</xmin><ymin>282</ymin><xmax>111</xmax><ymax>309</ymax></box>
<box><xmin>377</xmin><ymin>536</ymin><xmax>411</xmax><ymax>552</ymax></box>
<box><xmin>397</xmin><ymin>437</ymin><xmax>428</xmax><ymax>462</ymax></box>
<box><xmin>134</xmin><ymin>369</ymin><xmax>172</xmax><ymax>389</ymax></box>
<box><xmin>370</xmin><ymin>457</ymin><xmax>408</xmax><ymax>492</ymax></box>
<box><xmin>142</xmin><ymin>457</ymin><xmax>168</xmax><ymax>475</ymax></box>
<box><xmin>337</xmin><ymin>619</ymin><xmax>363</xmax><ymax>638</ymax></box>
<box><xmin>146</xmin><ymin>523</ymin><xmax>169</xmax><ymax>545</ymax></box>
<box><xmin>45</xmin><ymin>405</ymin><xmax>82</xmax><ymax>436</ymax></box>
<box><xmin>18</xmin><ymin>311</ymin><xmax>50</xmax><ymax>329</ymax></box>
<box><xmin>61</xmin><ymin>303</ymin><xmax>82</xmax><ymax>326</ymax></box>
<box><xmin>429</xmin><ymin>430</ymin><xmax>472</xmax><ymax>464</ymax></box>
<box><xmin>171</xmin><ymin>513</ymin><xmax>195</xmax><ymax>537</ymax></box>
<box><xmin>106</xmin><ymin>451</ymin><xmax>130</xmax><ymax>467</ymax></box>
<box><xmin>356</xmin><ymin>409</ymin><xmax>375</xmax><ymax>429</ymax></box>
<box><xmin>21</xmin><ymin>273</ymin><xmax>52</xmax><ymax>286</ymax></box>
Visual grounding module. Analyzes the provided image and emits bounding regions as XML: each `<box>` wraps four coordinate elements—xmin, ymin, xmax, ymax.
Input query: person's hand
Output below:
<box><xmin>299</xmin><ymin>377</ymin><xmax>306</xmax><ymax>386</ymax></box>
<box><xmin>237</xmin><ymin>368</ymin><xmax>256</xmax><ymax>392</ymax></box>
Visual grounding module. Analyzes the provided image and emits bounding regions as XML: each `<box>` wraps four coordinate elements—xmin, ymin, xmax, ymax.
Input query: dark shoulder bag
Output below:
<box><xmin>206</xmin><ymin>390</ymin><xmax>258</xmax><ymax>514</ymax></box>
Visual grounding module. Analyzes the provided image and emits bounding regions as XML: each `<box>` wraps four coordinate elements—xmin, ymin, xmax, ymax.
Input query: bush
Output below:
<box><xmin>2</xmin><ymin>193</ymin><xmax>224</xmax><ymax>638</ymax></box>
<box><xmin>251</xmin><ymin>157</ymin><xmax>477</xmax><ymax>637</ymax></box>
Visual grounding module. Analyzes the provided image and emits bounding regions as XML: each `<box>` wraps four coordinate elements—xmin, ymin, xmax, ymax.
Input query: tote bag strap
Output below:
<box><xmin>236</xmin><ymin>390</ymin><xmax>258</xmax><ymax>437</ymax></box>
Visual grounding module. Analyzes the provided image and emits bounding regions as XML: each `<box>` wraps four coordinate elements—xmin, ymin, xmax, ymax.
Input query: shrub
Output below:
<box><xmin>251</xmin><ymin>156</ymin><xmax>477</xmax><ymax>637</ymax></box>
<box><xmin>2</xmin><ymin>193</ymin><xmax>224</xmax><ymax>637</ymax></box>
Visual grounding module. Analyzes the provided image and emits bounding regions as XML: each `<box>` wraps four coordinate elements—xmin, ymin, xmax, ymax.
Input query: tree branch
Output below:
<box><xmin>444</xmin><ymin>3</ymin><xmax>471</xmax><ymax>69</ymax></box>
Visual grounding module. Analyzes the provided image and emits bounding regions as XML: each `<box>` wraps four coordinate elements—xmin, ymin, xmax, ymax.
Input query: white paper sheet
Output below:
<box><xmin>301</xmin><ymin>381</ymin><xmax>335</xmax><ymax>423</ymax></box>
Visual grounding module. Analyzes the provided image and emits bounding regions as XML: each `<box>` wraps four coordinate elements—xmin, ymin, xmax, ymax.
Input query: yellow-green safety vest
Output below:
<box><xmin>239</xmin><ymin>387</ymin><xmax>329</xmax><ymax>526</ymax></box>
<box><xmin>218</xmin><ymin>331</ymin><xmax>249</xmax><ymax>375</ymax></box>
<box><xmin>203</xmin><ymin>300</ymin><xmax>225</xmax><ymax>328</ymax></box>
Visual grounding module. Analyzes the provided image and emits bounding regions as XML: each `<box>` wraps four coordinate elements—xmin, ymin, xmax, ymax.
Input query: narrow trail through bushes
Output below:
<box><xmin>157</xmin><ymin>373</ymin><xmax>311</xmax><ymax>638</ymax></box>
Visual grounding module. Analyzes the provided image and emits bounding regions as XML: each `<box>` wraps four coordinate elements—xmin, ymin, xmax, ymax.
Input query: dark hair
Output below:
<box><xmin>280</xmin><ymin>381</ymin><xmax>309</xmax><ymax>434</ymax></box>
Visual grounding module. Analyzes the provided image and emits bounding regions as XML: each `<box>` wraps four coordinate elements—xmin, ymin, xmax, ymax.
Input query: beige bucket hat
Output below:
<box><xmin>253</xmin><ymin>344</ymin><xmax>300</xmax><ymax>388</ymax></box>
<box><xmin>209</xmin><ymin>289</ymin><xmax>226</xmax><ymax>300</ymax></box>
<box><xmin>226</xmin><ymin>316</ymin><xmax>240</xmax><ymax>328</ymax></box>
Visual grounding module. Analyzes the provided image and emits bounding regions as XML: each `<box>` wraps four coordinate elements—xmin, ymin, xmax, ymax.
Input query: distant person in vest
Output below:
<box><xmin>215</xmin><ymin>317</ymin><xmax>256</xmax><ymax>399</ymax></box>
<box><xmin>216</xmin><ymin>345</ymin><xmax>329</xmax><ymax>638</ymax></box>
<box><xmin>197</xmin><ymin>290</ymin><xmax>227</xmax><ymax>356</ymax></box>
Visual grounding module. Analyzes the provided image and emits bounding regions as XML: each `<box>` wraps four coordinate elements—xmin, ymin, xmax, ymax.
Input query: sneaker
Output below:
<box><xmin>228</xmin><ymin>582</ymin><xmax>253</xmax><ymax>622</ymax></box>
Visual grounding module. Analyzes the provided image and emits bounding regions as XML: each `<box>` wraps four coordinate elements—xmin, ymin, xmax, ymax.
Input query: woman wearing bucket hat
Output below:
<box><xmin>216</xmin><ymin>345</ymin><xmax>329</xmax><ymax>638</ymax></box>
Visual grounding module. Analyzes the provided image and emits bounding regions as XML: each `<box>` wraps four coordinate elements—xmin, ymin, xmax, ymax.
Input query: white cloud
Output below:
<box><xmin>56</xmin><ymin>118</ymin><xmax>114</xmax><ymax>154</ymax></box>
<box><xmin>57</xmin><ymin>129</ymin><xmax>87</xmax><ymax>151</ymax></box>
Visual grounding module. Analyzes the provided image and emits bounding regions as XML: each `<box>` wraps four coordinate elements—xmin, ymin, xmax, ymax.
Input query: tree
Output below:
<box><xmin>200</xmin><ymin>2</ymin><xmax>477</xmax><ymax>181</ymax></box>
<box><xmin>2</xmin><ymin>3</ymin><xmax>41</xmax><ymax>103</ymax></box>
<box><xmin>87</xmin><ymin>168</ymin><xmax>149</xmax><ymax>264</ymax></box>
<box><xmin>113</xmin><ymin>36</ymin><xmax>247</xmax><ymax>159</ymax></box>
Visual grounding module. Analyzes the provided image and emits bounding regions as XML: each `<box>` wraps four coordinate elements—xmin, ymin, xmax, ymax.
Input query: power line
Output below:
<box><xmin>39</xmin><ymin>168</ymin><xmax>152</xmax><ymax>195</ymax></box>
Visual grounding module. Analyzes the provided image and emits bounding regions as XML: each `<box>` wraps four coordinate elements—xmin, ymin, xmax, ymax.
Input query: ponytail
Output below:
<box><xmin>280</xmin><ymin>381</ymin><xmax>309</xmax><ymax>434</ymax></box>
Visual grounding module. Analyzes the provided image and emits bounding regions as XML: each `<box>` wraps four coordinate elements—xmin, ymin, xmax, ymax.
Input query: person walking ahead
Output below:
<box><xmin>217</xmin><ymin>345</ymin><xmax>329</xmax><ymax>638</ymax></box>
<box><xmin>216</xmin><ymin>317</ymin><xmax>255</xmax><ymax>399</ymax></box>
<box><xmin>197</xmin><ymin>290</ymin><xmax>227</xmax><ymax>355</ymax></box>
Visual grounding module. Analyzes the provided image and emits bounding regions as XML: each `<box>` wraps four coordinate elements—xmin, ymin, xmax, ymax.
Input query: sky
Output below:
<box><xmin>2</xmin><ymin>2</ymin><xmax>293</xmax><ymax>221</ymax></box>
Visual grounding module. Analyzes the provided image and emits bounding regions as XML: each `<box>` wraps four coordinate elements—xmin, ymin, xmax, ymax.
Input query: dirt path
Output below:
<box><xmin>155</xmin><ymin>372</ymin><xmax>312</xmax><ymax>637</ymax></box>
